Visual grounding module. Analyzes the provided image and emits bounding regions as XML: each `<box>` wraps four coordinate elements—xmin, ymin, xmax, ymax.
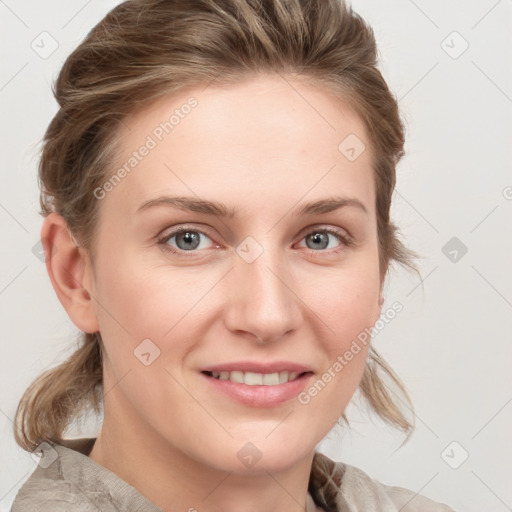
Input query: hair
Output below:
<box><xmin>15</xmin><ymin>0</ymin><xmax>418</xmax><ymax>472</ymax></box>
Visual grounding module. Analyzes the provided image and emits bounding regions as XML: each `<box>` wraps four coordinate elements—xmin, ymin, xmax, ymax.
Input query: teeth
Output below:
<box><xmin>230</xmin><ymin>371</ymin><xmax>244</xmax><ymax>383</ymax></box>
<box><xmin>209</xmin><ymin>370</ymin><xmax>303</xmax><ymax>385</ymax></box>
<box><xmin>244</xmin><ymin>371</ymin><xmax>263</xmax><ymax>385</ymax></box>
<box><xmin>263</xmin><ymin>373</ymin><xmax>280</xmax><ymax>385</ymax></box>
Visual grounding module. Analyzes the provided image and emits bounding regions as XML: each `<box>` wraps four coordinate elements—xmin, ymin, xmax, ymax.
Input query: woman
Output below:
<box><xmin>12</xmin><ymin>0</ymin><xmax>456</xmax><ymax>510</ymax></box>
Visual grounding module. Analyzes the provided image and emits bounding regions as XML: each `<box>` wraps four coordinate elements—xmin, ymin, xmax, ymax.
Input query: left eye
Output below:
<box><xmin>297</xmin><ymin>229</ymin><xmax>346</xmax><ymax>251</ymax></box>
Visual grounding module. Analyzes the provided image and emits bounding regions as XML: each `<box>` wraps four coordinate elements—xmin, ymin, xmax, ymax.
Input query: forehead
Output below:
<box><xmin>102</xmin><ymin>74</ymin><xmax>375</xmax><ymax>218</ymax></box>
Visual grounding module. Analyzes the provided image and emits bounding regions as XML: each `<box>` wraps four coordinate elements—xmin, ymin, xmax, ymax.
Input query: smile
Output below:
<box><xmin>203</xmin><ymin>370</ymin><xmax>307</xmax><ymax>385</ymax></box>
<box><xmin>200</xmin><ymin>368</ymin><xmax>314</xmax><ymax>408</ymax></box>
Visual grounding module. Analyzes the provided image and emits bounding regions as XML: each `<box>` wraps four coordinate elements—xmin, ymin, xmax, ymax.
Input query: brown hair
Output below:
<box><xmin>15</xmin><ymin>0</ymin><xmax>417</xmax><ymax>459</ymax></box>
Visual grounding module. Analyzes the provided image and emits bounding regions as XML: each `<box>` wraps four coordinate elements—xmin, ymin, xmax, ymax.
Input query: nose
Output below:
<box><xmin>223</xmin><ymin>242</ymin><xmax>303</xmax><ymax>344</ymax></box>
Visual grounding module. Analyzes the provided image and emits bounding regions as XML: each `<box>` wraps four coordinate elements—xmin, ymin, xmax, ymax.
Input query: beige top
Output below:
<box><xmin>11</xmin><ymin>438</ymin><xmax>456</xmax><ymax>511</ymax></box>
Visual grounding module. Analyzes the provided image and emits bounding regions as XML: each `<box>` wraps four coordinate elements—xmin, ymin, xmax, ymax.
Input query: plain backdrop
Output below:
<box><xmin>1</xmin><ymin>1</ymin><xmax>511</xmax><ymax>511</ymax></box>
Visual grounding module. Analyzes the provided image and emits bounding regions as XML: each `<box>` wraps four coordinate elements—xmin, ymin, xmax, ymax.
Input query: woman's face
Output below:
<box><xmin>83</xmin><ymin>73</ymin><xmax>383</xmax><ymax>473</ymax></box>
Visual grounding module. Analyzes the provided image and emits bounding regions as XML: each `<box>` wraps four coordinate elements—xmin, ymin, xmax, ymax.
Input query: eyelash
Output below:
<box><xmin>157</xmin><ymin>225</ymin><xmax>353</xmax><ymax>259</ymax></box>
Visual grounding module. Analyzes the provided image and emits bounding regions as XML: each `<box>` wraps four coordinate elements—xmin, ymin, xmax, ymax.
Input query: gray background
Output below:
<box><xmin>1</xmin><ymin>1</ymin><xmax>511</xmax><ymax>510</ymax></box>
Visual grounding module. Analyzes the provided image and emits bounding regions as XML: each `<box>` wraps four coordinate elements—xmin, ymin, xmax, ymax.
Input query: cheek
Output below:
<box><xmin>312</xmin><ymin>255</ymin><xmax>381</xmax><ymax>346</ymax></box>
<box><xmin>91</xmin><ymin>252</ymin><xmax>166</xmax><ymax>361</ymax></box>
<box><xmin>91</xmin><ymin>259</ymin><xmax>202</xmax><ymax>428</ymax></box>
<box><xmin>92</xmin><ymin>252</ymin><xmax>219</xmax><ymax>376</ymax></box>
<box><xmin>299</xmin><ymin>257</ymin><xmax>380</xmax><ymax>414</ymax></box>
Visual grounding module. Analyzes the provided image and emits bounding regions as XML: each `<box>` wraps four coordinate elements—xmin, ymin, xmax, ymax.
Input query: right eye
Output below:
<box><xmin>158</xmin><ymin>226</ymin><xmax>219</xmax><ymax>256</ymax></box>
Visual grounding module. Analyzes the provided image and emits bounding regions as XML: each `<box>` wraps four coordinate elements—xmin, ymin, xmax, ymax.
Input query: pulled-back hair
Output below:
<box><xmin>15</xmin><ymin>0</ymin><xmax>417</xmax><ymax>458</ymax></box>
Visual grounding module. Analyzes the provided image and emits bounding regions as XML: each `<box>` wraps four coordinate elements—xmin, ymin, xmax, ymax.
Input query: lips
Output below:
<box><xmin>200</xmin><ymin>361</ymin><xmax>312</xmax><ymax>385</ymax></box>
<box><xmin>201</xmin><ymin>361</ymin><xmax>312</xmax><ymax>374</ymax></box>
<box><xmin>200</xmin><ymin>361</ymin><xmax>314</xmax><ymax>407</ymax></box>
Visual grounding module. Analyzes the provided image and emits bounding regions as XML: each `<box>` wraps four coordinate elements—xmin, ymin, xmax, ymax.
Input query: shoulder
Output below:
<box><xmin>340</xmin><ymin>462</ymin><xmax>456</xmax><ymax>511</ymax></box>
<box><xmin>11</xmin><ymin>438</ymin><xmax>160</xmax><ymax>512</ymax></box>
<box><xmin>11</xmin><ymin>460</ymin><xmax>110</xmax><ymax>512</ymax></box>
<box><xmin>310</xmin><ymin>451</ymin><xmax>457</xmax><ymax>512</ymax></box>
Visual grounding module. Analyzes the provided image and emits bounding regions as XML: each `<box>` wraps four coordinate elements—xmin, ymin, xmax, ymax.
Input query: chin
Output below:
<box><xmin>225</xmin><ymin>429</ymin><xmax>318</xmax><ymax>474</ymax></box>
<box><xmin>229</xmin><ymin>448</ymin><xmax>309</xmax><ymax>475</ymax></box>
<box><xmin>177</xmin><ymin>430</ymin><xmax>312</xmax><ymax>475</ymax></box>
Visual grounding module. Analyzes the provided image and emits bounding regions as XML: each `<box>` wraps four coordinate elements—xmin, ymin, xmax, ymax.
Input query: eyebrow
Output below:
<box><xmin>135</xmin><ymin>195</ymin><xmax>368</xmax><ymax>217</ymax></box>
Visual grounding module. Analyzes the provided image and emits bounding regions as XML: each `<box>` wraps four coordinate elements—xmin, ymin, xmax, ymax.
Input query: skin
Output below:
<box><xmin>42</xmin><ymin>73</ymin><xmax>384</xmax><ymax>512</ymax></box>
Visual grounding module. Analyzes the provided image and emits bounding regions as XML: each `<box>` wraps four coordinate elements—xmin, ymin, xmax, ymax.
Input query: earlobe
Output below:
<box><xmin>373</xmin><ymin>293</ymin><xmax>384</xmax><ymax>326</ymax></box>
<box><xmin>41</xmin><ymin>212</ymin><xmax>100</xmax><ymax>333</ymax></box>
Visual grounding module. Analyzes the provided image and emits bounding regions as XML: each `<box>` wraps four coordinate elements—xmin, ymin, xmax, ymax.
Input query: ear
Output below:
<box><xmin>372</xmin><ymin>282</ymin><xmax>385</xmax><ymax>326</ymax></box>
<box><xmin>40</xmin><ymin>212</ymin><xmax>100</xmax><ymax>333</ymax></box>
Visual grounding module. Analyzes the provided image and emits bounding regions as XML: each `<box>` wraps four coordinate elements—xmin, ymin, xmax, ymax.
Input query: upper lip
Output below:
<box><xmin>201</xmin><ymin>361</ymin><xmax>312</xmax><ymax>374</ymax></box>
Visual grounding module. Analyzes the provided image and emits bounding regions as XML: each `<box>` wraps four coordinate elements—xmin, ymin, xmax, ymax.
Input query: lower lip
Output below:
<box><xmin>200</xmin><ymin>372</ymin><xmax>313</xmax><ymax>408</ymax></box>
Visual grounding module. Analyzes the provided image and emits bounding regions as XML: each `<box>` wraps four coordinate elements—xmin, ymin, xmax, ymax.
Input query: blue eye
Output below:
<box><xmin>157</xmin><ymin>226</ymin><xmax>352</xmax><ymax>258</ymax></box>
<box><xmin>298</xmin><ymin>229</ymin><xmax>349</xmax><ymax>252</ymax></box>
<box><xmin>158</xmin><ymin>228</ymin><xmax>215</xmax><ymax>255</ymax></box>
